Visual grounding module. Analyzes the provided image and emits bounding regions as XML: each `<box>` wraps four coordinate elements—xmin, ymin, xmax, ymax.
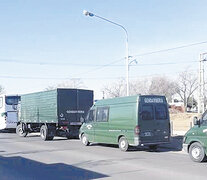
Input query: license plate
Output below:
<box><xmin>144</xmin><ymin>132</ymin><xmax>152</xmax><ymax>136</ymax></box>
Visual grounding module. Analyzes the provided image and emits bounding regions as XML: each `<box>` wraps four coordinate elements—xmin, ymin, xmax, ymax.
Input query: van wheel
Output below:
<box><xmin>189</xmin><ymin>142</ymin><xmax>206</xmax><ymax>162</ymax></box>
<box><xmin>40</xmin><ymin>125</ymin><xmax>53</xmax><ymax>141</ymax></box>
<box><xmin>16</xmin><ymin>124</ymin><xmax>27</xmax><ymax>137</ymax></box>
<box><xmin>119</xmin><ymin>136</ymin><xmax>129</xmax><ymax>152</ymax></box>
<box><xmin>81</xmin><ymin>134</ymin><xmax>89</xmax><ymax>146</ymax></box>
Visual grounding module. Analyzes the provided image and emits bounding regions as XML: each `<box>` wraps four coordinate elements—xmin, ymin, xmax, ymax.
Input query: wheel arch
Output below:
<box><xmin>188</xmin><ymin>140</ymin><xmax>205</xmax><ymax>153</ymax></box>
<box><xmin>118</xmin><ymin>134</ymin><xmax>125</xmax><ymax>143</ymax></box>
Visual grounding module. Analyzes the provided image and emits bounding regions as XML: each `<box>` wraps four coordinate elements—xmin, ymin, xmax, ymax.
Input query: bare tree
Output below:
<box><xmin>45</xmin><ymin>78</ymin><xmax>85</xmax><ymax>90</ymax></box>
<box><xmin>176</xmin><ymin>70</ymin><xmax>198</xmax><ymax>111</ymax></box>
<box><xmin>45</xmin><ymin>85</ymin><xmax>56</xmax><ymax>91</ymax></box>
<box><xmin>102</xmin><ymin>76</ymin><xmax>177</xmax><ymax>100</ymax></box>
<box><xmin>130</xmin><ymin>78</ymin><xmax>150</xmax><ymax>95</ymax></box>
<box><xmin>57</xmin><ymin>78</ymin><xmax>85</xmax><ymax>88</ymax></box>
<box><xmin>102</xmin><ymin>79</ymin><xmax>126</xmax><ymax>98</ymax></box>
<box><xmin>148</xmin><ymin>76</ymin><xmax>177</xmax><ymax>102</ymax></box>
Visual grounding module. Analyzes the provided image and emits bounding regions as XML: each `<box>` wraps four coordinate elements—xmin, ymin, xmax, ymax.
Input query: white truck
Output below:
<box><xmin>0</xmin><ymin>95</ymin><xmax>20</xmax><ymax>130</ymax></box>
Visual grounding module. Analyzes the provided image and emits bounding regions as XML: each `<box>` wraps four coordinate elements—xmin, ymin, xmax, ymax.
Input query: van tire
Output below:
<box><xmin>40</xmin><ymin>125</ymin><xmax>53</xmax><ymax>141</ymax></box>
<box><xmin>119</xmin><ymin>136</ymin><xmax>129</xmax><ymax>152</ymax></box>
<box><xmin>189</xmin><ymin>142</ymin><xmax>206</xmax><ymax>162</ymax></box>
<box><xmin>16</xmin><ymin>124</ymin><xmax>28</xmax><ymax>137</ymax></box>
<box><xmin>81</xmin><ymin>134</ymin><xmax>89</xmax><ymax>146</ymax></box>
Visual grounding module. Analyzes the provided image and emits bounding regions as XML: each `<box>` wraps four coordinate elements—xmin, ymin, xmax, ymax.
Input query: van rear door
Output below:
<box><xmin>139</xmin><ymin>96</ymin><xmax>170</xmax><ymax>145</ymax></box>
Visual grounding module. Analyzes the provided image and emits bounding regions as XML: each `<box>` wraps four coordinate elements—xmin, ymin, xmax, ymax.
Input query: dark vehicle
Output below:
<box><xmin>16</xmin><ymin>88</ymin><xmax>93</xmax><ymax>141</ymax></box>
<box><xmin>183</xmin><ymin>110</ymin><xmax>207</xmax><ymax>162</ymax></box>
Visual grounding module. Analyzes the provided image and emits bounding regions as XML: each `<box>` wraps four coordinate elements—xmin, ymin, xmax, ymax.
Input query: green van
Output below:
<box><xmin>183</xmin><ymin>111</ymin><xmax>207</xmax><ymax>162</ymax></box>
<box><xmin>79</xmin><ymin>95</ymin><xmax>170</xmax><ymax>151</ymax></box>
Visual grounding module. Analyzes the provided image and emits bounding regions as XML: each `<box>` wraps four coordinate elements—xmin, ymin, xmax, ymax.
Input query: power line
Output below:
<box><xmin>0</xmin><ymin>69</ymin><xmax>197</xmax><ymax>80</ymax></box>
<box><xmin>71</xmin><ymin>57</ymin><xmax>125</xmax><ymax>77</ymax></box>
<box><xmin>134</xmin><ymin>60</ymin><xmax>197</xmax><ymax>66</ymax></box>
<box><xmin>0</xmin><ymin>40</ymin><xmax>205</xmax><ymax>81</ymax></box>
<box><xmin>0</xmin><ymin>58</ymin><xmax>197</xmax><ymax>67</ymax></box>
<box><xmin>72</xmin><ymin>40</ymin><xmax>207</xmax><ymax>77</ymax></box>
<box><xmin>133</xmin><ymin>41</ymin><xmax>207</xmax><ymax>57</ymax></box>
<box><xmin>1</xmin><ymin>41</ymin><xmax>206</xmax><ymax>67</ymax></box>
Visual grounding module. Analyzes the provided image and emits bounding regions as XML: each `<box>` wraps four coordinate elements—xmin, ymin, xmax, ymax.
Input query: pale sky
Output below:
<box><xmin>0</xmin><ymin>0</ymin><xmax>207</xmax><ymax>99</ymax></box>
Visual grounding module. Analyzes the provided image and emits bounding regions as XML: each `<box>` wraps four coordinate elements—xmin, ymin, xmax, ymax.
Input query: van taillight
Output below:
<box><xmin>134</xmin><ymin>126</ymin><xmax>140</xmax><ymax>135</ymax></box>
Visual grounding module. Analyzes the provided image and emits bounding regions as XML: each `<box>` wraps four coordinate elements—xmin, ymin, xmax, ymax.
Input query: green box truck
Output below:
<box><xmin>79</xmin><ymin>95</ymin><xmax>170</xmax><ymax>151</ymax></box>
<box><xmin>183</xmin><ymin>111</ymin><xmax>207</xmax><ymax>162</ymax></box>
<box><xmin>16</xmin><ymin>88</ymin><xmax>93</xmax><ymax>140</ymax></box>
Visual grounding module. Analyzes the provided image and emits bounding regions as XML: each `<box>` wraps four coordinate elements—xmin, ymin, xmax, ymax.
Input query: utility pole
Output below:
<box><xmin>102</xmin><ymin>91</ymin><xmax>105</xmax><ymax>99</ymax></box>
<box><xmin>198</xmin><ymin>53</ymin><xmax>207</xmax><ymax>114</ymax></box>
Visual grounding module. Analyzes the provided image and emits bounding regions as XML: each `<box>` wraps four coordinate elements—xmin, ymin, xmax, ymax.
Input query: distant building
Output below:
<box><xmin>169</xmin><ymin>94</ymin><xmax>198</xmax><ymax>113</ymax></box>
<box><xmin>169</xmin><ymin>94</ymin><xmax>185</xmax><ymax>113</ymax></box>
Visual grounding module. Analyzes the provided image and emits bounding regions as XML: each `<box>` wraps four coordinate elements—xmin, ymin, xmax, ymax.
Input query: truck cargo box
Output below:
<box><xmin>17</xmin><ymin>88</ymin><xmax>93</xmax><ymax>140</ymax></box>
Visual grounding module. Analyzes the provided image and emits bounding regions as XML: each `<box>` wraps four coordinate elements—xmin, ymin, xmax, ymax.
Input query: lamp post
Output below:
<box><xmin>83</xmin><ymin>10</ymin><xmax>130</xmax><ymax>96</ymax></box>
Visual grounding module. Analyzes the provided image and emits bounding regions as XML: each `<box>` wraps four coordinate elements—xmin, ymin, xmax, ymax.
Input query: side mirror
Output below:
<box><xmin>193</xmin><ymin>116</ymin><xmax>200</xmax><ymax>126</ymax></box>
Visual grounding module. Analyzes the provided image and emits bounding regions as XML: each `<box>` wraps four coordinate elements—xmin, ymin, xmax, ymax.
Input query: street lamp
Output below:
<box><xmin>83</xmin><ymin>10</ymin><xmax>130</xmax><ymax>96</ymax></box>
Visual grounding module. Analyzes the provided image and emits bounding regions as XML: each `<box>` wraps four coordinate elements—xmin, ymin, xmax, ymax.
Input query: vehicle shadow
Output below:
<box><xmin>0</xmin><ymin>129</ymin><xmax>16</xmax><ymax>133</ymax></box>
<box><xmin>26</xmin><ymin>134</ymin><xmax>79</xmax><ymax>141</ymax></box>
<box><xmin>90</xmin><ymin>136</ymin><xmax>184</xmax><ymax>153</ymax></box>
<box><xmin>0</xmin><ymin>155</ymin><xmax>108</xmax><ymax>180</ymax></box>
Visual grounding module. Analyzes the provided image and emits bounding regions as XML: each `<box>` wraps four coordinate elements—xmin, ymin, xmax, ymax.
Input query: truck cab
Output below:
<box><xmin>183</xmin><ymin>110</ymin><xmax>207</xmax><ymax>162</ymax></box>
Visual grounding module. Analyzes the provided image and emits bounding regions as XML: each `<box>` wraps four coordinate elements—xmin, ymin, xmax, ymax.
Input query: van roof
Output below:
<box><xmin>95</xmin><ymin>95</ymin><xmax>166</xmax><ymax>106</ymax></box>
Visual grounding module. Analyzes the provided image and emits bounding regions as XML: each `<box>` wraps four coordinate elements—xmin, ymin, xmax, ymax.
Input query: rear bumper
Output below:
<box><xmin>130</xmin><ymin>139</ymin><xmax>170</xmax><ymax>147</ymax></box>
<box><xmin>140</xmin><ymin>141</ymin><xmax>169</xmax><ymax>146</ymax></box>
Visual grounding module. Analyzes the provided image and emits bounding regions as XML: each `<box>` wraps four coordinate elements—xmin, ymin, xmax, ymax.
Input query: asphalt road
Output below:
<box><xmin>0</xmin><ymin>131</ymin><xmax>207</xmax><ymax>180</ymax></box>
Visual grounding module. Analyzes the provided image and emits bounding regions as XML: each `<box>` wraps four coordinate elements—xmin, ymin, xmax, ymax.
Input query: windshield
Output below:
<box><xmin>5</xmin><ymin>96</ymin><xmax>21</xmax><ymax>105</ymax></box>
<box><xmin>86</xmin><ymin>109</ymin><xmax>95</xmax><ymax>122</ymax></box>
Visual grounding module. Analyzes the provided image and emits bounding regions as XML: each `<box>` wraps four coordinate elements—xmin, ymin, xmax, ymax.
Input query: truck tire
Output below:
<box><xmin>47</xmin><ymin>136</ymin><xmax>54</xmax><ymax>141</ymax></box>
<box><xmin>119</xmin><ymin>136</ymin><xmax>129</xmax><ymax>152</ymax></box>
<box><xmin>16</xmin><ymin>124</ymin><xmax>28</xmax><ymax>137</ymax></box>
<box><xmin>81</xmin><ymin>134</ymin><xmax>90</xmax><ymax>146</ymax></box>
<box><xmin>149</xmin><ymin>145</ymin><xmax>158</xmax><ymax>151</ymax></box>
<box><xmin>40</xmin><ymin>125</ymin><xmax>54</xmax><ymax>141</ymax></box>
<box><xmin>189</xmin><ymin>142</ymin><xmax>206</xmax><ymax>162</ymax></box>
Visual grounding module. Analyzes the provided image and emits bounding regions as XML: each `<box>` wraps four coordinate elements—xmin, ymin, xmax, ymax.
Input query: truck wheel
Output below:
<box><xmin>16</xmin><ymin>124</ymin><xmax>28</xmax><ymax>137</ymax></box>
<box><xmin>40</xmin><ymin>125</ymin><xmax>53</xmax><ymax>141</ymax></box>
<box><xmin>81</xmin><ymin>134</ymin><xmax>89</xmax><ymax>146</ymax></box>
<box><xmin>189</xmin><ymin>142</ymin><xmax>206</xmax><ymax>162</ymax></box>
<box><xmin>47</xmin><ymin>136</ymin><xmax>54</xmax><ymax>140</ymax></box>
<box><xmin>149</xmin><ymin>145</ymin><xmax>158</xmax><ymax>151</ymax></box>
<box><xmin>119</xmin><ymin>136</ymin><xmax>129</xmax><ymax>152</ymax></box>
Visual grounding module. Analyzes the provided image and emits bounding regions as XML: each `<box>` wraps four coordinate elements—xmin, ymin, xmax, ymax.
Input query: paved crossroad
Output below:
<box><xmin>0</xmin><ymin>132</ymin><xmax>206</xmax><ymax>180</ymax></box>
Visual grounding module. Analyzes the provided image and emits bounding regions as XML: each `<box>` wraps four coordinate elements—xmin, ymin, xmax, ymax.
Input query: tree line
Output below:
<box><xmin>0</xmin><ymin>69</ymin><xmax>199</xmax><ymax>112</ymax></box>
<box><xmin>102</xmin><ymin>69</ymin><xmax>198</xmax><ymax>111</ymax></box>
